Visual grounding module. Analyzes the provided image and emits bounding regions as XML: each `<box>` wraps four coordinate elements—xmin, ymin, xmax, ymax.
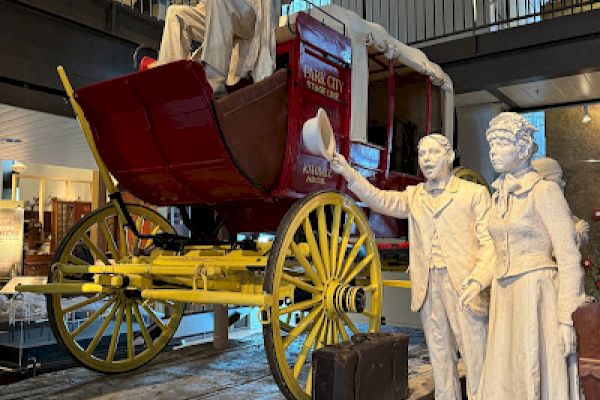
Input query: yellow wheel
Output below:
<box><xmin>264</xmin><ymin>191</ymin><xmax>382</xmax><ymax>400</ymax></box>
<box><xmin>46</xmin><ymin>203</ymin><xmax>184</xmax><ymax>373</ymax></box>
<box><xmin>453</xmin><ymin>166</ymin><xmax>490</xmax><ymax>192</ymax></box>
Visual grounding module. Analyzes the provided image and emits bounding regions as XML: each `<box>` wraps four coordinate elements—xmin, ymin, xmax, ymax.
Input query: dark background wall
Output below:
<box><xmin>0</xmin><ymin>0</ymin><xmax>163</xmax><ymax>117</ymax></box>
<box><xmin>546</xmin><ymin>104</ymin><xmax>600</xmax><ymax>296</ymax></box>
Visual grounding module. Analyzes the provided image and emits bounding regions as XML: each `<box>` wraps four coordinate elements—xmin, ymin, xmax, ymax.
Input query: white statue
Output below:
<box><xmin>332</xmin><ymin>134</ymin><xmax>496</xmax><ymax>400</ymax></box>
<box><xmin>532</xmin><ymin>156</ymin><xmax>589</xmax><ymax>400</ymax></box>
<box><xmin>474</xmin><ymin>112</ymin><xmax>586</xmax><ymax>400</ymax></box>
<box><xmin>532</xmin><ymin>157</ymin><xmax>590</xmax><ymax>247</ymax></box>
<box><xmin>155</xmin><ymin>0</ymin><xmax>287</xmax><ymax>94</ymax></box>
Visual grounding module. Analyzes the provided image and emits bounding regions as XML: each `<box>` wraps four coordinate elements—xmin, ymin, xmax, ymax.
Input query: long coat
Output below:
<box><xmin>348</xmin><ymin>174</ymin><xmax>496</xmax><ymax>316</ymax></box>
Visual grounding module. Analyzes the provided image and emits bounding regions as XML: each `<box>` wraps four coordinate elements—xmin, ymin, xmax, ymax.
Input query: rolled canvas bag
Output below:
<box><xmin>312</xmin><ymin>332</ymin><xmax>409</xmax><ymax>399</ymax></box>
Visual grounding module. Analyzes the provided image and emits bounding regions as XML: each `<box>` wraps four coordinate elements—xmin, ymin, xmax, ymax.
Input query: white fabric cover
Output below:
<box><xmin>303</xmin><ymin>5</ymin><xmax>455</xmax><ymax>144</ymax></box>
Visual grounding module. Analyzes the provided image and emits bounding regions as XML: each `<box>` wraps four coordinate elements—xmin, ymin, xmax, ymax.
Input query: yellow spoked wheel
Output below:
<box><xmin>46</xmin><ymin>203</ymin><xmax>184</xmax><ymax>373</ymax></box>
<box><xmin>453</xmin><ymin>166</ymin><xmax>490</xmax><ymax>192</ymax></box>
<box><xmin>264</xmin><ymin>191</ymin><xmax>382</xmax><ymax>400</ymax></box>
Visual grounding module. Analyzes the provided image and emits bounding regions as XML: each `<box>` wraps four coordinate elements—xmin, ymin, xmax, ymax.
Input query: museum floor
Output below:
<box><xmin>0</xmin><ymin>327</ymin><xmax>459</xmax><ymax>400</ymax></box>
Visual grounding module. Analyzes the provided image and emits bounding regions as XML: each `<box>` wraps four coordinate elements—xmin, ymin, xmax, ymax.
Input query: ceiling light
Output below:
<box><xmin>582</xmin><ymin>105</ymin><xmax>592</xmax><ymax>124</ymax></box>
<box><xmin>0</xmin><ymin>137</ymin><xmax>22</xmax><ymax>144</ymax></box>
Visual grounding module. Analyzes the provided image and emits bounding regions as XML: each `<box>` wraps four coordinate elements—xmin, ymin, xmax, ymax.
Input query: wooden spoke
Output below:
<box><xmin>339</xmin><ymin>233</ymin><xmax>368</xmax><ymax>282</ymax></box>
<box><xmin>331</xmin><ymin>318</ymin><xmax>339</xmax><ymax>345</ymax></box>
<box><xmin>71</xmin><ymin>297</ymin><xmax>115</xmax><ymax>338</ymax></box>
<box><xmin>282</xmin><ymin>273</ymin><xmax>322</xmax><ymax>295</ymax></box>
<box><xmin>132</xmin><ymin>215</ymin><xmax>144</xmax><ymax>254</ymax></box>
<box><xmin>305</xmin><ymin>367</ymin><xmax>313</xmax><ymax>395</ymax></box>
<box><xmin>86</xmin><ymin>300</ymin><xmax>121</xmax><ymax>355</ymax></box>
<box><xmin>306</xmin><ymin>314</ymin><xmax>327</xmax><ymax>395</ymax></box>
<box><xmin>106</xmin><ymin>302</ymin><xmax>125</xmax><ymax>362</ymax></box>
<box><xmin>340</xmin><ymin>313</ymin><xmax>360</xmax><ymax>335</ymax></box>
<box><xmin>67</xmin><ymin>254</ymin><xmax>88</xmax><ymax>266</ymax></box>
<box><xmin>302</xmin><ymin>217</ymin><xmax>326</xmax><ymax>283</ymax></box>
<box><xmin>316</xmin><ymin>206</ymin><xmax>330</xmax><ymax>279</ymax></box>
<box><xmin>329</xmin><ymin>318</ymin><xmax>336</xmax><ymax>345</ymax></box>
<box><xmin>141</xmin><ymin>225</ymin><xmax>162</xmax><ymax>250</ymax></box>
<box><xmin>317</xmin><ymin>316</ymin><xmax>328</xmax><ymax>349</ymax></box>
<box><xmin>290</xmin><ymin>242</ymin><xmax>322</xmax><ymax>287</ymax></box>
<box><xmin>133</xmin><ymin>303</ymin><xmax>153</xmax><ymax>350</ymax></box>
<box><xmin>154</xmin><ymin>299</ymin><xmax>177</xmax><ymax>309</ymax></box>
<box><xmin>292</xmin><ymin>311</ymin><xmax>324</xmax><ymax>379</ymax></box>
<box><xmin>99</xmin><ymin>219</ymin><xmax>119</xmax><ymax>261</ymax></box>
<box><xmin>337</xmin><ymin>317</ymin><xmax>349</xmax><ymax>342</ymax></box>
<box><xmin>283</xmin><ymin>306</ymin><xmax>322</xmax><ymax>350</ymax></box>
<box><xmin>118</xmin><ymin>215</ymin><xmax>127</xmax><ymax>260</ymax></box>
<box><xmin>125</xmin><ymin>303</ymin><xmax>134</xmax><ymax>360</ymax></box>
<box><xmin>336</xmin><ymin>214</ymin><xmax>355</xmax><ymax>275</ymax></box>
<box><xmin>363</xmin><ymin>284</ymin><xmax>378</xmax><ymax>293</ymax></box>
<box><xmin>329</xmin><ymin>204</ymin><xmax>342</xmax><ymax>278</ymax></box>
<box><xmin>141</xmin><ymin>303</ymin><xmax>166</xmax><ymax>331</ymax></box>
<box><xmin>279</xmin><ymin>297</ymin><xmax>321</xmax><ymax>316</ymax></box>
<box><xmin>61</xmin><ymin>293</ymin><xmax>109</xmax><ymax>315</ymax></box>
<box><xmin>342</xmin><ymin>253</ymin><xmax>374</xmax><ymax>286</ymax></box>
<box><xmin>80</xmin><ymin>234</ymin><xmax>110</xmax><ymax>266</ymax></box>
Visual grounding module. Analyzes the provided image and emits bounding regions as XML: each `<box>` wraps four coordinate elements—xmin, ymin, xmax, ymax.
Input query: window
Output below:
<box><xmin>520</xmin><ymin>111</ymin><xmax>546</xmax><ymax>159</ymax></box>
<box><xmin>283</xmin><ymin>0</ymin><xmax>332</xmax><ymax>14</ymax></box>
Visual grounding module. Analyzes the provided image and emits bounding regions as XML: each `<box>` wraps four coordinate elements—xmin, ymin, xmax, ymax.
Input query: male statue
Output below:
<box><xmin>331</xmin><ymin>134</ymin><xmax>496</xmax><ymax>400</ymax></box>
<box><xmin>154</xmin><ymin>0</ymin><xmax>289</xmax><ymax>95</ymax></box>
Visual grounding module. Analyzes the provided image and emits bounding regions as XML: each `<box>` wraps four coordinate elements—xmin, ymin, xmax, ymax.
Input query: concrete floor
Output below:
<box><xmin>0</xmin><ymin>327</ymin><xmax>452</xmax><ymax>400</ymax></box>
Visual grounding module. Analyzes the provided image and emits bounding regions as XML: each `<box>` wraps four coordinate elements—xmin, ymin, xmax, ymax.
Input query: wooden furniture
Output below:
<box><xmin>50</xmin><ymin>199</ymin><xmax>91</xmax><ymax>252</ymax></box>
<box><xmin>23</xmin><ymin>254</ymin><xmax>53</xmax><ymax>276</ymax></box>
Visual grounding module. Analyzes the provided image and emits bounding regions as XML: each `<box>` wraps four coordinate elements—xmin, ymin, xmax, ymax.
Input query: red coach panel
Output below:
<box><xmin>75</xmin><ymin>61</ymin><xmax>268</xmax><ymax>205</ymax></box>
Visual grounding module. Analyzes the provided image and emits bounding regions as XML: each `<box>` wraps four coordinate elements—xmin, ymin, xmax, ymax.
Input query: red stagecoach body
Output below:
<box><xmin>75</xmin><ymin>12</ymin><xmax>442</xmax><ymax>239</ymax></box>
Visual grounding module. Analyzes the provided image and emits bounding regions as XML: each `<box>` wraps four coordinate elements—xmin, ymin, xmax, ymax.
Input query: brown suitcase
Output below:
<box><xmin>313</xmin><ymin>332</ymin><xmax>409</xmax><ymax>400</ymax></box>
<box><xmin>572</xmin><ymin>302</ymin><xmax>600</xmax><ymax>400</ymax></box>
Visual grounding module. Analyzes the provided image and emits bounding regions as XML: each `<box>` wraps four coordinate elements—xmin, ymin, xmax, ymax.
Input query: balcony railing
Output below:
<box><xmin>116</xmin><ymin>0</ymin><xmax>600</xmax><ymax>45</ymax></box>
<box><xmin>341</xmin><ymin>0</ymin><xmax>600</xmax><ymax>45</ymax></box>
<box><xmin>114</xmin><ymin>0</ymin><xmax>201</xmax><ymax>20</ymax></box>
<box><xmin>113</xmin><ymin>0</ymin><xmax>333</xmax><ymax>21</ymax></box>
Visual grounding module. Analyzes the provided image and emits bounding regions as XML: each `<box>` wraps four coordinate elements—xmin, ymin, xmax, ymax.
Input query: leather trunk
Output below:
<box><xmin>572</xmin><ymin>302</ymin><xmax>600</xmax><ymax>400</ymax></box>
<box><xmin>312</xmin><ymin>332</ymin><xmax>409</xmax><ymax>400</ymax></box>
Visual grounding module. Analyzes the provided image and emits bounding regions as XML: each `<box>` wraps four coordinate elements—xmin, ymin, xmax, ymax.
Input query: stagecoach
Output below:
<box><xmin>17</xmin><ymin>5</ymin><xmax>484</xmax><ymax>399</ymax></box>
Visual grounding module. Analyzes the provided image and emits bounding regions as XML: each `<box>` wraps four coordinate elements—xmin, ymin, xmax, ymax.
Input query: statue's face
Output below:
<box><xmin>418</xmin><ymin>138</ymin><xmax>452</xmax><ymax>181</ymax></box>
<box><xmin>488</xmin><ymin>137</ymin><xmax>523</xmax><ymax>173</ymax></box>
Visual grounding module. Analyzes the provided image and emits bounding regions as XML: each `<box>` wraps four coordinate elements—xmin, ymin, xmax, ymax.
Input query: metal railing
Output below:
<box><xmin>330</xmin><ymin>0</ymin><xmax>600</xmax><ymax>45</ymax></box>
<box><xmin>114</xmin><ymin>0</ymin><xmax>201</xmax><ymax>20</ymax></box>
<box><xmin>115</xmin><ymin>0</ymin><xmax>332</xmax><ymax>21</ymax></box>
<box><xmin>117</xmin><ymin>0</ymin><xmax>600</xmax><ymax>45</ymax></box>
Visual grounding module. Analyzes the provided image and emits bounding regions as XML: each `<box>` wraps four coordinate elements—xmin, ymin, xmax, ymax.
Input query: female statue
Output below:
<box><xmin>472</xmin><ymin>112</ymin><xmax>585</xmax><ymax>399</ymax></box>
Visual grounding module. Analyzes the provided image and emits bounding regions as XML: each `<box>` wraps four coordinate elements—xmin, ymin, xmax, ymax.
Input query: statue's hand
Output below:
<box><xmin>459</xmin><ymin>279</ymin><xmax>482</xmax><ymax>311</ymax></box>
<box><xmin>575</xmin><ymin>219</ymin><xmax>590</xmax><ymax>246</ymax></box>
<box><xmin>331</xmin><ymin>153</ymin><xmax>358</xmax><ymax>185</ymax></box>
<box><xmin>559</xmin><ymin>323</ymin><xmax>577</xmax><ymax>357</ymax></box>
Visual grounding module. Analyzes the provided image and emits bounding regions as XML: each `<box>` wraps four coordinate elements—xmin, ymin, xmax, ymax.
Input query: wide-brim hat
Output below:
<box><xmin>302</xmin><ymin>108</ymin><xmax>335</xmax><ymax>161</ymax></box>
